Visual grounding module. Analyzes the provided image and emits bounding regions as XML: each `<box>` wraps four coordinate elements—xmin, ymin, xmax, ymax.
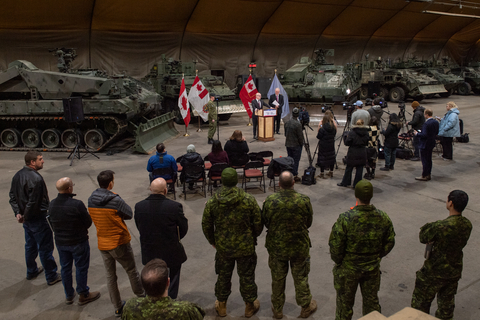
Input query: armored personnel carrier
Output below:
<box><xmin>0</xmin><ymin>58</ymin><xmax>175</xmax><ymax>154</ymax></box>
<box><xmin>279</xmin><ymin>49</ymin><xmax>361</xmax><ymax>106</ymax></box>
<box><xmin>449</xmin><ymin>65</ymin><xmax>480</xmax><ymax>95</ymax></box>
<box><xmin>359</xmin><ymin>57</ymin><xmax>446</xmax><ymax>102</ymax></box>
<box><xmin>142</xmin><ymin>55</ymin><xmax>245</xmax><ymax>124</ymax></box>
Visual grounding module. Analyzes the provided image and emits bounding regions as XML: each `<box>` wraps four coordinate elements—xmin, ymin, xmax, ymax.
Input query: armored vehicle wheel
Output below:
<box><xmin>389</xmin><ymin>87</ymin><xmax>405</xmax><ymax>103</ymax></box>
<box><xmin>1</xmin><ymin>128</ymin><xmax>21</xmax><ymax>148</ymax></box>
<box><xmin>85</xmin><ymin>129</ymin><xmax>107</xmax><ymax>150</ymax></box>
<box><xmin>359</xmin><ymin>86</ymin><xmax>368</xmax><ymax>100</ymax></box>
<box><xmin>41</xmin><ymin>129</ymin><xmax>62</xmax><ymax>149</ymax></box>
<box><xmin>104</xmin><ymin>119</ymin><xmax>119</xmax><ymax>135</ymax></box>
<box><xmin>379</xmin><ymin>87</ymin><xmax>389</xmax><ymax>99</ymax></box>
<box><xmin>457</xmin><ymin>82</ymin><xmax>471</xmax><ymax>95</ymax></box>
<box><xmin>21</xmin><ymin>128</ymin><xmax>42</xmax><ymax>148</ymax></box>
<box><xmin>61</xmin><ymin>129</ymin><xmax>81</xmax><ymax>149</ymax></box>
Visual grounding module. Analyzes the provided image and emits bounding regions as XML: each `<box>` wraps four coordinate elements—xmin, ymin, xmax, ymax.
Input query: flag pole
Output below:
<box><xmin>195</xmin><ymin>69</ymin><xmax>203</xmax><ymax>132</ymax></box>
<box><xmin>183</xmin><ymin>73</ymin><xmax>190</xmax><ymax>137</ymax></box>
<box><xmin>247</xmin><ymin>68</ymin><xmax>253</xmax><ymax>127</ymax></box>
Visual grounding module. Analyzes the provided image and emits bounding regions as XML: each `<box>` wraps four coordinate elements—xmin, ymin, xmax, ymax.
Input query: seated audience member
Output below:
<box><xmin>224</xmin><ymin>130</ymin><xmax>249</xmax><ymax>166</ymax></box>
<box><xmin>147</xmin><ymin>143</ymin><xmax>177</xmax><ymax>183</ymax></box>
<box><xmin>122</xmin><ymin>259</ymin><xmax>205</xmax><ymax>320</ymax></box>
<box><xmin>208</xmin><ymin>140</ymin><xmax>229</xmax><ymax>165</ymax></box>
<box><xmin>178</xmin><ymin>144</ymin><xmax>204</xmax><ymax>189</ymax></box>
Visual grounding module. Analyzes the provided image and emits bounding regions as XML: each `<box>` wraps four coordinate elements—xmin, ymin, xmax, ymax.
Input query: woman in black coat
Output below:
<box><xmin>316</xmin><ymin>110</ymin><xmax>337</xmax><ymax>178</ymax></box>
<box><xmin>380</xmin><ymin>113</ymin><xmax>402</xmax><ymax>171</ymax></box>
<box><xmin>338</xmin><ymin>119</ymin><xmax>370</xmax><ymax>188</ymax></box>
<box><xmin>224</xmin><ymin>130</ymin><xmax>249</xmax><ymax>166</ymax></box>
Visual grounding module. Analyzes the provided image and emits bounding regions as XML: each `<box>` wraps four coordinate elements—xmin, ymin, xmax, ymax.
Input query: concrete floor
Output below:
<box><xmin>1</xmin><ymin>95</ymin><xmax>479</xmax><ymax>320</ymax></box>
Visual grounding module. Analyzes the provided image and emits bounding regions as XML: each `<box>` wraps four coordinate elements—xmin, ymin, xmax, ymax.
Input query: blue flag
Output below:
<box><xmin>267</xmin><ymin>74</ymin><xmax>290</xmax><ymax>119</ymax></box>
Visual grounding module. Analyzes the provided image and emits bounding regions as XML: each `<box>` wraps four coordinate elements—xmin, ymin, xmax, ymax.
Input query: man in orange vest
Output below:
<box><xmin>88</xmin><ymin>170</ymin><xmax>145</xmax><ymax>318</ymax></box>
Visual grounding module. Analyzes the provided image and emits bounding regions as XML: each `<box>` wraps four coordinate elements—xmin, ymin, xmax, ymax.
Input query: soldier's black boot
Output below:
<box><xmin>208</xmin><ymin>139</ymin><xmax>213</xmax><ymax>144</ymax></box>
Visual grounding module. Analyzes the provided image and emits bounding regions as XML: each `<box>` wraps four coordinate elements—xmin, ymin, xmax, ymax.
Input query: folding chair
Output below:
<box><xmin>257</xmin><ymin>150</ymin><xmax>273</xmax><ymax>167</ymax></box>
<box><xmin>152</xmin><ymin>167</ymin><xmax>176</xmax><ymax>200</ymax></box>
<box><xmin>242</xmin><ymin>161</ymin><xmax>265</xmax><ymax>193</ymax></box>
<box><xmin>182</xmin><ymin>164</ymin><xmax>206</xmax><ymax>200</ymax></box>
<box><xmin>208</xmin><ymin>163</ymin><xmax>229</xmax><ymax>195</ymax></box>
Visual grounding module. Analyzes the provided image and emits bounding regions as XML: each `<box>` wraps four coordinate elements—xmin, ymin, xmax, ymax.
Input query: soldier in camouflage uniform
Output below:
<box><xmin>122</xmin><ymin>259</ymin><xmax>205</xmax><ymax>320</ymax></box>
<box><xmin>202</xmin><ymin>168</ymin><xmax>263</xmax><ymax>318</ymax></box>
<box><xmin>411</xmin><ymin>190</ymin><xmax>472</xmax><ymax>320</ymax></box>
<box><xmin>262</xmin><ymin>171</ymin><xmax>317</xmax><ymax>319</ymax></box>
<box><xmin>329</xmin><ymin>179</ymin><xmax>395</xmax><ymax>320</ymax></box>
<box><xmin>207</xmin><ymin>95</ymin><xmax>217</xmax><ymax>144</ymax></box>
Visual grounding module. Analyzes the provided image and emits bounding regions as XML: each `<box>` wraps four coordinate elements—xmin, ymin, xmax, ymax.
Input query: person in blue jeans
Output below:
<box><xmin>381</xmin><ymin>113</ymin><xmax>402</xmax><ymax>171</ymax></box>
<box><xmin>48</xmin><ymin>177</ymin><xmax>101</xmax><ymax>305</ymax></box>
<box><xmin>9</xmin><ymin>151</ymin><xmax>61</xmax><ymax>285</ymax></box>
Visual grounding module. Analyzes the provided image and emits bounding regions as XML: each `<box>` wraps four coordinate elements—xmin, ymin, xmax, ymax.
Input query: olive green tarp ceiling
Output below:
<box><xmin>1</xmin><ymin>0</ymin><xmax>480</xmax><ymax>87</ymax></box>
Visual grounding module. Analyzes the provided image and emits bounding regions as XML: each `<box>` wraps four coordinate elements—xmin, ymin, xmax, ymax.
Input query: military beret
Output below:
<box><xmin>221</xmin><ymin>167</ymin><xmax>238</xmax><ymax>187</ymax></box>
<box><xmin>355</xmin><ymin>179</ymin><xmax>373</xmax><ymax>203</ymax></box>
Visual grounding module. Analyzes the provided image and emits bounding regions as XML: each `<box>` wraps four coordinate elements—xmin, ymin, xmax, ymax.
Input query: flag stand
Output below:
<box><xmin>247</xmin><ymin>118</ymin><xmax>252</xmax><ymax>126</ymax></box>
<box><xmin>196</xmin><ymin>117</ymin><xmax>202</xmax><ymax>132</ymax></box>
<box><xmin>183</xmin><ymin>126</ymin><xmax>189</xmax><ymax>137</ymax></box>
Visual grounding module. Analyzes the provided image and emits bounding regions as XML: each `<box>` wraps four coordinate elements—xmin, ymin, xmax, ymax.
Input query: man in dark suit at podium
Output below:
<box><xmin>251</xmin><ymin>92</ymin><xmax>270</xmax><ymax>140</ymax></box>
<box><xmin>269</xmin><ymin>88</ymin><xmax>284</xmax><ymax>134</ymax></box>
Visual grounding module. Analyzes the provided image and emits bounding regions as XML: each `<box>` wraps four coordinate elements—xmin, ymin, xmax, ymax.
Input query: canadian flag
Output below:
<box><xmin>239</xmin><ymin>75</ymin><xmax>258</xmax><ymax>118</ymax></box>
<box><xmin>188</xmin><ymin>76</ymin><xmax>210</xmax><ymax>122</ymax></box>
<box><xmin>178</xmin><ymin>77</ymin><xmax>190</xmax><ymax>127</ymax></box>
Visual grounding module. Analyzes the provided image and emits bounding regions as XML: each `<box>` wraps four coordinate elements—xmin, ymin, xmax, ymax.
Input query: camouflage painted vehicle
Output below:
<box><xmin>142</xmin><ymin>55</ymin><xmax>245</xmax><ymax>124</ymax></box>
<box><xmin>0</xmin><ymin>58</ymin><xmax>174</xmax><ymax>153</ymax></box>
<box><xmin>279</xmin><ymin>49</ymin><xmax>361</xmax><ymax>107</ymax></box>
<box><xmin>449</xmin><ymin>65</ymin><xmax>480</xmax><ymax>95</ymax></box>
<box><xmin>360</xmin><ymin>57</ymin><xmax>446</xmax><ymax>102</ymax></box>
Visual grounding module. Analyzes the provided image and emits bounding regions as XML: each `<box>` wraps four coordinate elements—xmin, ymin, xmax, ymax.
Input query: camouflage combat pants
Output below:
<box><xmin>268</xmin><ymin>255</ymin><xmax>312</xmax><ymax>312</ymax></box>
<box><xmin>208</xmin><ymin>123</ymin><xmax>216</xmax><ymax>139</ymax></box>
<box><xmin>215</xmin><ymin>252</ymin><xmax>257</xmax><ymax>303</ymax></box>
<box><xmin>411</xmin><ymin>269</ymin><xmax>458</xmax><ymax>320</ymax></box>
<box><xmin>333</xmin><ymin>265</ymin><xmax>381</xmax><ymax>320</ymax></box>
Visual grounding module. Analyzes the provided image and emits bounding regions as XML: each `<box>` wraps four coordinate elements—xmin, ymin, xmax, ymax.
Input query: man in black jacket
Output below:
<box><xmin>408</xmin><ymin>101</ymin><xmax>426</xmax><ymax>161</ymax></box>
<box><xmin>9</xmin><ymin>151</ymin><xmax>61</xmax><ymax>285</ymax></box>
<box><xmin>48</xmin><ymin>177</ymin><xmax>100</xmax><ymax>305</ymax></box>
<box><xmin>251</xmin><ymin>92</ymin><xmax>270</xmax><ymax>139</ymax></box>
<box><xmin>269</xmin><ymin>88</ymin><xmax>285</xmax><ymax>134</ymax></box>
<box><xmin>134</xmin><ymin>178</ymin><xmax>188</xmax><ymax>299</ymax></box>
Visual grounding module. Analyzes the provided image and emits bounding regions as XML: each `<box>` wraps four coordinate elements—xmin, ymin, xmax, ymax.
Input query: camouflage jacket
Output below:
<box><xmin>284</xmin><ymin>118</ymin><xmax>304</xmax><ymax>147</ymax></box>
<box><xmin>207</xmin><ymin>101</ymin><xmax>217</xmax><ymax>122</ymax></box>
<box><xmin>419</xmin><ymin>215</ymin><xmax>472</xmax><ymax>279</ymax></box>
<box><xmin>262</xmin><ymin>189</ymin><xmax>313</xmax><ymax>259</ymax></box>
<box><xmin>329</xmin><ymin>204</ymin><xmax>395</xmax><ymax>272</ymax></box>
<box><xmin>121</xmin><ymin>296</ymin><xmax>205</xmax><ymax>320</ymax></box>
<box><xmin>202</xmin><ymin>186</ymin><xmax>262</xmax><ymax>258</ymax></box>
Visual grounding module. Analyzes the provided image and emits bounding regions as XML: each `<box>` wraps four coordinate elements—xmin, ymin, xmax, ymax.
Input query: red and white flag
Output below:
<box><xmin>178</xmin><ymin>77</ymin><xmax>190</xmax><ymax>127</ymax></box>
<box><xmin>188</xmin><ymin>76</ymin><xmax>210</xmax><ymax>122</ymax></box>
<box><xmin>239</xmin><ymin>75</ymin><xmax>258</xmax><ymax>118</ymax></box>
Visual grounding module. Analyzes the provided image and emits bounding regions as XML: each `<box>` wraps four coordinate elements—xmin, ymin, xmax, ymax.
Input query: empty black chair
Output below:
<box><xmin>182</xmin><ymin>164</ymin><xmax>206</xmax><ymax>199</ymax></box>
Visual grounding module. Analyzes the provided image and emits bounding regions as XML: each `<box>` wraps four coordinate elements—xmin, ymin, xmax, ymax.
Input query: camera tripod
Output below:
<box><xmin>334</xmin><ymin>109</ymin><xmax>353</xmax><ymax>169</ymax></box>
<box><xmin>302</xmin><ymin>124</ymin><xmax>319</xmax><ymax>169</ymax></box>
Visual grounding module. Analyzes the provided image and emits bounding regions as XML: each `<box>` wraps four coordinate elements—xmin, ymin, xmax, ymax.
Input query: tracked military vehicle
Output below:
<box><xmin>142</xmin><ymin>55</ymin><xmax>245</xmax><ymax>124</ymax></box>
<box><xmin>0</xmin><ymin>57</ymin><xmax>175</xmax><ymax>154</ymax></box>
<box><xmin>359</xmin><ymin>57</ymin><xmax>446</xmax><ymax>102</ymax></box>
<box><xmin>280</xmin><ymin>49</ymin><xmax>361</xmax><ymax>107</ymax></box>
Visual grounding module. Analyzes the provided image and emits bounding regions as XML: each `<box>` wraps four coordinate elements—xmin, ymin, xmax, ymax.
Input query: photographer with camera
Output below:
<box><xmin>368</xmin><ymin>97</ymin><xmax>385</xmax><ymax>131</ymax></box>
<box><xmin>350</xmin><ymin>100</ymin><xmax>371</xmax><ymax>128</ymax></box>
<box><xmin>407</xmin><ymin>101</ymin><xmax>425</xmax><ymax>161</ymax></box>
<box><xmin>206</xmin><ymin>95</ymin><xmax>217</xmax><ymax>144</ymax></box>
<box><xmin>285</xmin><ymin>108</ymin><xmax>304</xmax><ymax>182</ymax></box>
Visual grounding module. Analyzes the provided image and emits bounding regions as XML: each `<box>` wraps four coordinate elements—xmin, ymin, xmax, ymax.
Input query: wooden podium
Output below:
<box><xmin>255</xmin><ymin>109</ymin><xmax>276</xmax><ymax>142</ymax></box>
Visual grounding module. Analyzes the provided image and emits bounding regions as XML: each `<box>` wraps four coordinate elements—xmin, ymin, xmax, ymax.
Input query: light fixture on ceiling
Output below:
<box><xmin>406</xmin><ymin>0</ymin><xmax>480</xmax><ymax>18</ymax></box>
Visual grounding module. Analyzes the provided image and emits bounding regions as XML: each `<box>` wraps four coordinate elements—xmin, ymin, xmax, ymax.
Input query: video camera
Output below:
<box><xmin>321</xmin><ymin>104</ymin><xmax>332</xmax><ymax>113</ymax></box>
<box><xmin>214</xmin><ymin>95</ymin><xmax>222</xmax><ymax>101</ymax></box>
<box><xmin>377</xmin><ymin>98</ymin><xmax>388</xmax><ymax>109</ymax></box>
<box><xmin>398</xmin><ymin>102</ymin><xmax>406</xmax><ymax>109</ymax></box>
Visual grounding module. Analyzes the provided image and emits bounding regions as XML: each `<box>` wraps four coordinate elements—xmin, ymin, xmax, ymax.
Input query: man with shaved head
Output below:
<box><xmin>134</xmin><ymin>178</ymin><xmax>188</xmax><ymax>299</ymax></box>
<box><xmin>262</xmin><ymin>171</ymin><xmax>316</xmax><ymax>318</ymax></box>
<box><xmin>48</xmin><ymin>177</ymin><xmax>100</xmax><ymax>305</ymax></box>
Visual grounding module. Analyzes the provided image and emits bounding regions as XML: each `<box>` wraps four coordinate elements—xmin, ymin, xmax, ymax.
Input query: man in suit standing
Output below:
<box><xmin>414</xmin><ymin>109</ymin><xmax>439</xmax><ymax>181</ymax></box>
<box><xmin>134</xmin><ymin>178</ymin><xmax>188</xmax><ymax>299</ymax></box>
<box><xmin>251</xmin><ymin>92</ymin><xmax>270</xmax><ymax>140</ymax></box>
<box><xmin>269</xmin><ymin>88</ymin><xmax>284</xmax><ymax>134</ymax></box>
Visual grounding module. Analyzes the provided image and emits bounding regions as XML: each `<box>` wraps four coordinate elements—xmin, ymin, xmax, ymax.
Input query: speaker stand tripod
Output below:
<box><xmin>67</xmin><ymin>128</ymin><xmax>99</xmax><ymax>166</ymax></box>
